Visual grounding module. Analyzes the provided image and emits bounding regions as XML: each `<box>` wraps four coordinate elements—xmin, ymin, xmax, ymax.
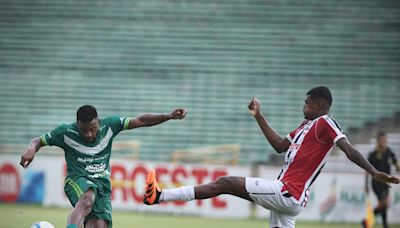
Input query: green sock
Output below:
<box><xmin>66</xmin><ymin>224</ymin><xmax>78</xmax><ymax>228</ymax></box>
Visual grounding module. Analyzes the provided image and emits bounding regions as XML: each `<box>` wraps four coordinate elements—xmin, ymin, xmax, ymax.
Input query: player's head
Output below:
<box><xmin>376</xmin><ymin>131</ymin><xmax>387</xmax><ymax>150</ymax></box>
<box><xmin>303</xmin><ymin>86</ymin><xmax>332</xmax><ymax>120</ymax></box>
<box><xmin>76</xmin><ymin>105</ymin><xmax>99</xmax><ymax>142</ymax></box>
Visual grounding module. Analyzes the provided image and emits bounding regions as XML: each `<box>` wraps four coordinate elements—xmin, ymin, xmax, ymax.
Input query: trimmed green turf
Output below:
<box><xmin>0</xmin><ymin>203</ymin><xmax>389</xmax><ymax>228</ymax></box>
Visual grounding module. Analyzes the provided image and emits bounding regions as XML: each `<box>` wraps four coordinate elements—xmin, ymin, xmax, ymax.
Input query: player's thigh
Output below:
<box><xmin>270</xmin><ymin>210</ymin><xmax>296</xmax><ymax>228</ymax></box>
<box><xmin>64</xmin><ymin>177</ymin><xmax>98</xmax><ymax>207</ymax></box>
<box><xmin>378</xmin><ymin>189</ymin><xmax>390</xmax><ymax>207</ymax></box>
<box><xmin>373</xmin><ymin>184</ymin><xmax>388</xmax><ymax>201</ymax></box>
<box><xmin>85</xmin><ymin>193</ymin><xmax>112</xmax><ymax>227</ymax></box>
<box><xmin>246</xmin><ymin>177</ymin><xmax>302</xmax><ymax>215</ymax></box>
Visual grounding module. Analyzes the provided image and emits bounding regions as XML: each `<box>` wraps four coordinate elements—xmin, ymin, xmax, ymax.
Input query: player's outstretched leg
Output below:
<box><xmin>143</xmin><ymin>169</ymin><xmax>253</xmax><ymax>205</ymax></box>
<box><xmin>194</xmin><ymin>175</ymin><xmax>253</xmax><ymax>201</ymax></box>
<box><xmin>67</xmin><ymin>189</ymin><xmax>95</xmax><ymax>228</ymax></box>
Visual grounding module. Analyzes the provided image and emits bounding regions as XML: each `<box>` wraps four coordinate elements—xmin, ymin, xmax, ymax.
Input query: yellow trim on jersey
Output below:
<box><xmin>123</xmin><ymin>118</ymin><xmax>131</xmax><ymax>130</ymax></box>
<box><xmin>40</xmin><ymin>135</ymin><xmax>48</xmax><ymax>146</ymax></box>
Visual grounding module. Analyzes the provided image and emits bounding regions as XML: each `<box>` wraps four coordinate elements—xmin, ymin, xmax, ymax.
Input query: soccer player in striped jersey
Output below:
<box><xmin>20</xmin><ymin>105</ymin><xmax>186</xmax><ymax>228</ymax></box>
<box><xmin>143</xmin><ymin>86</ymin><xmax>400</xmax><ymax>228</ymax></box>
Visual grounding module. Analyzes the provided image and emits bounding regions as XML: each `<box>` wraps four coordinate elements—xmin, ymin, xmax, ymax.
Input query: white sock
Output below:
<box><xmin>159</xmin><ymin>186</ymin><xmax>195</xmax><ymax>202</ymax></box>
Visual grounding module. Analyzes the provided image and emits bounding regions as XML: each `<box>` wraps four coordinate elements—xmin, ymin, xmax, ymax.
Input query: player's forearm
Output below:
<box><xmin>20</xmin><ymin>137</ymin><xmax>43</xmax><ymax>168</ymax></box>
<box><xmin>136</xmin><ymin>114</ymin><xmax>172</xmax><ymax>127</ymax></box>
<box><xmin>254</xmin><ymin>113</ymin><xmax>286</xmax><ymax>153</ymax></box>
<box><xmin>27</xmin><ymin>137</ymin><xmax>43</xmax><ymax>153</ymax></box>
<box><xmin>345</xmin><ymin>147</ymin><xmax>377</xmax><ymax>176</ymax></box>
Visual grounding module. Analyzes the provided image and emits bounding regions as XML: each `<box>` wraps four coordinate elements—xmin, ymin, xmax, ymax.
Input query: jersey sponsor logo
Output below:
<box><xmin>288</xmin><ymin>143</ymin><xmax>300</xmax><ymax>150</ymax></box>
<box><xmin>85</xmin><ymin>163</ymin><xmax>110</xmax><ymax>179</ymax></box>
<box><xmin>63</xmin><ymin>127</ymin><xmax>114</xmax><ymax>155</ymax></box>
<box><xmin>85</xmin><ymin>163</ymin><xmax>106</xmax><ymax>173</ymax></box>
<box><xmin>77</xmin><ymin>154</ymin><xmax>109</xmax><ymax>163</ymax></box>
<box><xmin>88</xmin><ymin>169</ymin><xmax>110</xmax><ymax>179</ymax></box>
<box><xmin>77</xmin><ymin>157</ymin><xmax>95</xmax><ymax>163</ymax></box>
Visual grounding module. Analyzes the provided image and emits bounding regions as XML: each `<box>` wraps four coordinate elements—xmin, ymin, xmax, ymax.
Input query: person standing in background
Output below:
<box><xmin>364</xmin><ymin>131</ymin><xmax>400</xmax><ymax>228</ymax></box>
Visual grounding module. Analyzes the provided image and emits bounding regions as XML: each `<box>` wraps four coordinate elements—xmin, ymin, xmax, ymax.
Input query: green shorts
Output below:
<box><xmin>64</xmin><ymin>177</ymin><xmax>112</xmax><ymax>227</ymax></box>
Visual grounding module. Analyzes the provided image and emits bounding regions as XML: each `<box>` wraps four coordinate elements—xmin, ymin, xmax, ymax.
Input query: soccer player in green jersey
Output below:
<box><xmin>20</xmin><ymin>105</ymin><xmax>187</xmax><ymax>228</ymax></box>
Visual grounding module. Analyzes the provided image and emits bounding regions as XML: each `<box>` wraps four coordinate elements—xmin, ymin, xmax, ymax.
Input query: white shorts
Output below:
<box><xmin>245</xmin><ymin>177</ymin><xmax>303</xmax><ymax>228</ymax></box>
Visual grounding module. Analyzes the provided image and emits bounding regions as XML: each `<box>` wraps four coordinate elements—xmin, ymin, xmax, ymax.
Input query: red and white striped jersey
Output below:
<box><xmin>278</xmin><ymin>114</ymin><xmax>346</xmax><ymax>206</ymax></box>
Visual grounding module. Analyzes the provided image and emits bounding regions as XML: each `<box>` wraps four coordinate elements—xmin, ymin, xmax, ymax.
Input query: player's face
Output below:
<box><xmin>377</xmin><ymin>135</ymin><xmax>387</xmax><ymax>149</ymax></box>
<box><xmin>77</xmin><ymin>118</ymin><xmax>99</xmax><ymax>143</ymax></box>
<box><xmin>303</xmin><ymin>95</ymin><xmax>318</xmax><ymax>120</ymax></box>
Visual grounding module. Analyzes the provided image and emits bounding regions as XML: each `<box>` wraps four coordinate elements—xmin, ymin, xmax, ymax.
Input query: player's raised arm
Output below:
<box><xmin>248</xmin><ymin>98</ymin><xmax>290</xmax><ymax>153</ymax></box>
<box><xmin>127</xmin><ymin>108</ymin><xmax>187</xmax><ymax>129</ymax></box>
<box><xmin>337</xmin><ymin>137</ymin><xmax>400</xmax><ymax>185</ymax></box>
<box><xmin>20</xmin><ymin>137</ymin><xmax>44</xmax><ymax>169</ymax></box>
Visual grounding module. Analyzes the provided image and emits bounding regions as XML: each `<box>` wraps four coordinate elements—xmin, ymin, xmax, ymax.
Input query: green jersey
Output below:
<box><xmin>40</xmin><ymin>116</ymin><xmax>130</xmax><ymax>191</ymax></box>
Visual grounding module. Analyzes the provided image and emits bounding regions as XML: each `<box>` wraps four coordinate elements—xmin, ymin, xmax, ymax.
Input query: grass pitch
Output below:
<box><xmin>0</xmin><ymin>203</ymin><xmax>390</xmax><ymax>228</ymax></box>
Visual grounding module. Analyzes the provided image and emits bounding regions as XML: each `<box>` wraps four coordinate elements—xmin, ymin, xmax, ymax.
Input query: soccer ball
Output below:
<box><xmin>30</xmin><ymin>221</ymin><xmax>55</xmax><ymax>228</ymax></box>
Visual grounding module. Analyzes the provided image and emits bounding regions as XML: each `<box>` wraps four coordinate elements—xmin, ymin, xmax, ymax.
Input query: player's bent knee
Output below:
<box><xmin>86</xmin><ymin>218</ymin><xmax>108</xmax><ymax>228</ymax></box>
<box><xmin>95</xmin><ymin>219</ymin><xmax>108</xmax><ymax>228</ymax></box>
<box><xmin>214</xmin><ymin>176</ymin><xmax>229</xmax><ymax>186</ymax></box>
<box><xmin>213</xmin><ymin>176</ymin><xmax>250</xmax><ymax>199</ymax></box>
<box><xmin>78</xmin><ymin>194</ymin><xmax>94</xmax><ymax>211</ymax></box>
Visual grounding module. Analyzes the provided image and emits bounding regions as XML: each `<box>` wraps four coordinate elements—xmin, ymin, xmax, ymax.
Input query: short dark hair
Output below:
<box><xmin>76</xmin><ymin>105</ymin><xmax>98</xmax><ymax>123</ymax></box>
<box><xmin>306</xmin><ymin>86</ymin><xmax>332</xmax><ymax>106</ymax></box>
<box><xmin>376</xmin><ymin>130</ymin><xmax>386</xmax><ymax>139</ymax></box>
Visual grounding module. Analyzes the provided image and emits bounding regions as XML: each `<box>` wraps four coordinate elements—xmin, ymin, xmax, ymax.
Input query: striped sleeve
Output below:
<box><xmin>319</xmin><ymin>116</ymin><xmax>346</xmax><ymax>144</ymax></box>
<box><xmin>107</xmin><ymin>116</ymin><xmax>131</xmax><ymax>134</ymax></box>
<box><xmin>122</xmin><ymin>117</ymin><xmax>131</xmax><ymax>130</ymax></box>
<box><xmin>40</xmin><ymin>125</ymin><xmax>65</xmax><ymax>147</ymax></box>
<box><xmin>40</xmin><ymin>134</ymin><xmax>48</xmax><ymax>146</ymax></box>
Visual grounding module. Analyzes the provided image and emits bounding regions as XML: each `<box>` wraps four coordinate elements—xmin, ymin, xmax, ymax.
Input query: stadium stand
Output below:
<box><xmin>0</xmin><ymin>0</ymin><xmax>399</xmax><ymax>164</ymax></box>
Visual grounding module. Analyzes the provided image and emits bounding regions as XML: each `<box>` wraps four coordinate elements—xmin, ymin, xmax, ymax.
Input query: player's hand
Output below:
<box><xmin>170</xmin><ymin>108</ymin><xmax>187</xmax><ymax>119</ymax></box>
<box><xmin>372</xmin><ymin>171</ymin><xmax>400</xmax><ymax>186</ymax></box>
<box><xmin>20</xmin><ymin>148</ymin><xmax>36</xmax><ymax>169</ymax></box>
<box><xmin>248</xmin><ymin>98</ymin><xmax>261</xmax><ymax>116</ymax></box>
